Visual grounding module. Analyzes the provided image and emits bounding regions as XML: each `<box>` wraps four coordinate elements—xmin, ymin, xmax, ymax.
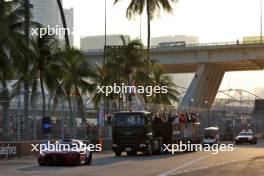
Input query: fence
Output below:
<box><xmin>0</xmin><ymin>100</ymin><xmax>101</xmax><ymax>142</ymax></box>
<box><xmin>1</xmin><ymin>100</ymin><xmax>263</xmax><ymax>142</ymax></box>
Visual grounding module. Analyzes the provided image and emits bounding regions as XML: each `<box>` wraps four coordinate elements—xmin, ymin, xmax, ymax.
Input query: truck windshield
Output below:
<box><xmin>114</xmin><ymin>114</ymin><xmax>145</xmax><ymax>127</ymax></box>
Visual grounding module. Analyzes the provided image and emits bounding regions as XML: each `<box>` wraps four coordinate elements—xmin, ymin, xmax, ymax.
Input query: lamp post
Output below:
<box><xmin>104</xmin><ymin>0</ymin><xmax>107</xmax><ymax>64</ymax></box>
<box><xmin>261</xmin><ymin>0</ymin><xmax>263</xmax><ymax>43</ymax></box>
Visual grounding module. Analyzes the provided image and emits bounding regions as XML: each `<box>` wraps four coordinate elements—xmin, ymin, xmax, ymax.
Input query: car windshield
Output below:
<box><xmin>239</xmin><ymin>132</ymin><xmax>253</xmax><ymax>136</ymax></box>
<box><xmin>114</xmin><ymin>114</ymin><xmax>145</xmax><ymax>127</ymax></box>
<box><xmin>57</xmin><ymin>141</ymin><xmax>80</xmax><ymax>149</ymax></box>
<box><xmin>204</xmin><ymin>130</ymin><xmax>217</xmax><ymax>139</ymax></box>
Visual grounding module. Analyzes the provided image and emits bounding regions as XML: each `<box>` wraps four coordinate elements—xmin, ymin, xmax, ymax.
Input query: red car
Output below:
<box><xmin>38</xmin><ymin>139</ymin><xmax>92</xmax><ymax>166</ymax></box>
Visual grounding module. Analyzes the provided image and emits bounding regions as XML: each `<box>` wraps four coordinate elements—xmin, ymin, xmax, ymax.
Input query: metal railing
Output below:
<box><xmin>83</xmin><ymin>40</ymin><xmax>264</xmax><ymax>53</ymax></box>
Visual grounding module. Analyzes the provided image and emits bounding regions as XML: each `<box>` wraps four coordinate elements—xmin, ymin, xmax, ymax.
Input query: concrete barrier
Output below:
<box><xmin>0</xmin><ymin>141</ymin><xmax>42</xmax><ymax>159</ymax></box>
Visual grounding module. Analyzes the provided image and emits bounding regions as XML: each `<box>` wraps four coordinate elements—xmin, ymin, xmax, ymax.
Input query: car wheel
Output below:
<box><xmin>38</xmin><ymin>162</ymin><xmax>45</xmax><ymax>166</ymax></box>
<box><xmin>74</xmin><ymin>156</ymin><xmax>81</xmax><ymax>166</ymax></box>
<box><xmin>115</xmin><ymin>151</ymin><xmax>122</xmax><ymax>157</ymax></box>
<box><xmin>85</xmin><ymin>153</ymin><xmax>92</xmax><ymax>165</ymax></box>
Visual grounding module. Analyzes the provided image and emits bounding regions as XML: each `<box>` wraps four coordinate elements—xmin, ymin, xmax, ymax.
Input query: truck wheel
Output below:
<box><xmin>155</xmin><ymin>142</ymin><xmax>163</xmax><ymax>155</ymax></box>
<box><xmin>115</xmin><ymin>151</ymin><xmax>122</xmax><ymax>157</ymax></box>
<box><xmin>127</xmin><ymin>151</ymin><xmax>137</xmax><ymax>156</ymax></box>
<box><xmin>145</xmin><ymin>145</ymin><xmax>153</xmax><ymax>156</ymax></box>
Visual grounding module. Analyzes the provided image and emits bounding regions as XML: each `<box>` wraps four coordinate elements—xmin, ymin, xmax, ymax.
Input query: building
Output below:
<box><xmin>30</xmin><ymin>0</ymin><xmax>74</xmax><ymax>46</ymax></box>
<box><xmin>30</xmin><ymin>0</ymin><xmax>60</xmax><ymax>28</ymax></box>
<box><xmin>151</xmin><ymin>35</ymin><xmax>199</xmax><ymax>46</ymax></box>
<box><xmin>80</xmin><ymin>35</ymin><xmax>130</xmax><ymax>51</ymax></box>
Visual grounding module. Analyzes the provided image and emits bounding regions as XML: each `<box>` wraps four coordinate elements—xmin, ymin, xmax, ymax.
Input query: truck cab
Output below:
<box><xmin>112</xmin><ymin>111</ymin><xmax>163</xmax><ymax>156</ymax></box>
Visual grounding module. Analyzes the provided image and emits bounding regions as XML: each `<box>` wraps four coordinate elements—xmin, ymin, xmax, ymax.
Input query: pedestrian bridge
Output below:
<box><xmin>84</xmin><ymin>41</ymin><xmax>264</xmax><ymax>109</ymax></box>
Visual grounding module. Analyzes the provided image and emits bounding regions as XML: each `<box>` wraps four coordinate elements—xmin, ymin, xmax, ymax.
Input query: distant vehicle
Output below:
<box><xmin>158</xmin><ymin>41</ymin><xmax>186</xmax><ymax>47</ymax></box>
<box><xmin>203</xmin><ymin>127</ymin><xmax>220</xmax><ymax>146</ymax></box>
<box><xmin>38</xmin><ymin>139</ymin><xmax>92</xmax><ymax>166</ymax></box>
<box><xmin>112</xmin><ymin>111</ymin><xmax>201</xmax><ymax>156</ymax></box>
<box><xmin>235</xmin><ymin>130</ymin><xmax>257</xmax><ymax>145</ymax></box>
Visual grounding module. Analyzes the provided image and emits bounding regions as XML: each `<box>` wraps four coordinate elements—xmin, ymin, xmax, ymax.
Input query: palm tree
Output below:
<box><xmin>96</xmin><ymin>36</ymin><xmax>147</xmax><ymax>110</ymax></box>
<box><xmin>55</xmin><ymin>48</ymin><xmax>96</xmax><ymax>124</ymax></box>
<box><xmin>29</xmin><ymin>32</ymin><xmax>63</xmax><ymax>118</ymax></box>
<box><xmin>0</xmin><ymin>0</ymin><xmax>28</xmax><ymax>135</ymax></box>
<box><xmin>56</xmin><ymin>0</ymin><xmax>70</xmax><ymax>47</ymax></box>
<box><xmin>148</xmin><ymin>66</ymin><xmax>179</xmax><ymax>105</ymax></box>
<box><xmin>135</xmin><ymin>63</ymin><xmax>179</xmax><ymax>105</ymax></box>
<box><xmin>92</xmin><ymin>63</ymin><xmax>115</xmax><ymax>109</ymax></box>
<box><xmin>114</xmin><ymin>0</ymin><xmax>178</xmax><ymax>59</ymax></box>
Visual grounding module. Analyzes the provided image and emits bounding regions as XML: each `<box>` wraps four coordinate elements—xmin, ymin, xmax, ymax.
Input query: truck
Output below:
<box><xmin>111</xmin><ymin>111</ymin><xmax>201</xmax><ymax>156</ymax></box>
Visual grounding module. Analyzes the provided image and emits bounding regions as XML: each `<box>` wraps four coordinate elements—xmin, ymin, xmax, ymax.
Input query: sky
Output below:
<box><xmin>62</xmin><ymin>0</ymin><xmax>264</xmax><ymax>95</ymax></box>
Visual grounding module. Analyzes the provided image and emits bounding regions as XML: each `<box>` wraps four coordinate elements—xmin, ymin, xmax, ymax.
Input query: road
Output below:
<box><xmin>0</xmin><ymin>142</ymin><xmax>264</xmax><ymax>176</ymax></box>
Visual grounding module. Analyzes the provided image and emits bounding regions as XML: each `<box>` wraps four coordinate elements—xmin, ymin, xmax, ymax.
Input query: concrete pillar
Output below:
<box><xmin>181</xmin><ymin>64</ymin><xmax>225</xmax><ymax>110</ymax></box>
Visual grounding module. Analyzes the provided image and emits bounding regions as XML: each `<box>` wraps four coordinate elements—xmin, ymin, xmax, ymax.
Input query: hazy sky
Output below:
<box><xmin>62</xmin><ymin>0</ymin><xmax>264</xmax><ymax>95</ymax></box>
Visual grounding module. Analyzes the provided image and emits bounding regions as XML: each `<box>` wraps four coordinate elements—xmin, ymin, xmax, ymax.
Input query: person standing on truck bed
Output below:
<box><xmin>152</xmin><ymin>113</ymin><xmax>164</xmax><ymax>137</ymax></box>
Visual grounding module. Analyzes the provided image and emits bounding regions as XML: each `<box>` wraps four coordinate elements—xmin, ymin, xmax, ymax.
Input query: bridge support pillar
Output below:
<box><xmin>181</xmin><ymin>64</ymin><xmax>225</xmax><ymax>110</ymax></box>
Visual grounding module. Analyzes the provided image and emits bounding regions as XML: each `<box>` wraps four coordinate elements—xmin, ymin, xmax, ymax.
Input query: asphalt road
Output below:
<box><xmin>0</xmin><ymin>142</ymin><xmax>264</xmax><ymax>176</ymax></box>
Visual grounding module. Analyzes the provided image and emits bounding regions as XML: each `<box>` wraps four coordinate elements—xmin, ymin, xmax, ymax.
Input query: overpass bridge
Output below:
<box><xmin>84</xmin><ymin>41</ymin><xmax>264</xmax><ymax>109</ymax></box>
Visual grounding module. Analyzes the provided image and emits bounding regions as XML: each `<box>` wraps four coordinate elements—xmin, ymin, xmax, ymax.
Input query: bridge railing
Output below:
<box><xmin>83</xmin><ymin>40</ymin><xmax>264</xmax><ymax>53</ymax></box>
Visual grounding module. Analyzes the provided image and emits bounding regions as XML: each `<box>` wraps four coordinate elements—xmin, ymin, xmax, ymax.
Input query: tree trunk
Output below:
<box><xmin>146</xmin><ymin>0</ymin><xmax>151</xmax><ymax>62</ymax></box>
<box><xmin>23</xmin><ymin>81</ymin><xmax>29</xmax><ymax>138</ymax></box>
<box><xmin>23</xmin><ymin>0</ymin><xmax>30</xmax><ymax>140</ymax></box>
<box><xmin>40</xmin><ymin>71</ymin><xmax>46</xmax><ymax>118</ymax></box>
<box><xmin>67</xmin><ymin>95</ymin><xmax>74</xmax><ymax>128</ymax></box>
<box><xmin>75</xmin><ymin>89</ymin><xmax>85</xmax><ymax>122</ymax></box>
<box><xmin>57</xmin><ymin>0</ymin><xmax>70</xmax><ymax>47</ymax></box>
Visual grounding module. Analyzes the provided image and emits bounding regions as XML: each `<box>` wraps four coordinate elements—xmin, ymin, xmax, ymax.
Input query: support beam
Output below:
<box><xmin>181</xmin><ymin>64</ymin><xmax>225</xmax><ymax>109</ymax></box>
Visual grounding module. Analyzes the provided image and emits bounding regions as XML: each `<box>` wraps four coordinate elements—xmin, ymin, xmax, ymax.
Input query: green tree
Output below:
<box><xmin>114</xmin><ymin>0</ymin><xmax>178</xmax><ymax>59</ymax></box>
<box><xmin>135</xmin><ymin>63</ymin><xmax>179</xmax><ymax>105</ymax></box>
<box><xmin>30</xmin><ymin>32</ymin><xmax>63</xmax><ymax>118</ymax></box>
<box><xmin>94</xmin><ymin>37</ymin><xmax>147</xmax><ymax>110</ymax></box>
<box><xmin>0</xmin><ymin>0</ymin><xmax>28</xmax><ymax>135</ymax></box>
<box><xmin>55</xmin><ymin>48</ymin><xmax>95</xmax><ymax>124</ymax></box>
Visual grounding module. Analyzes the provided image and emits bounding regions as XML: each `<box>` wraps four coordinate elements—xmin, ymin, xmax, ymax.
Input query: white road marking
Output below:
<box><xmin>157</xmin><ymin>154</ymin><xmax>210</xmax><ymax>176</ymax></box>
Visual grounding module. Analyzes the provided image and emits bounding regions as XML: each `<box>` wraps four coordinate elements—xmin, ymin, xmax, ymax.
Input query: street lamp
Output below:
<box><xmin>261</xmin><ymin>0</ymin><xmax>263</xmax><ymax>43</ymax></box>
<box><xmin>104</xmin><ymin>0</ymin><xmax>107</xmax><ymax>64</ymax></box>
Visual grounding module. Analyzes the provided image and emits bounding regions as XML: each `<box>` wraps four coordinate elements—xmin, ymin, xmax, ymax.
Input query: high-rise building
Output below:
<box><xmin>30</xmin><ymin>0</ymin><xmax>74</xmax><ymax>46</ymax></box>
<box><xmin>80</xmin><ymin>35</ymin><xmax>130</xmax><ymax>51</ymax></box>
<box><xmin>151</xmin><ymin>35</ymin><xmax>199</xmax><ymax>46</ymax></box>
<box><xmin>30</xmin><ymin>0</ymin><xmax>60</xmax><ymax>28</ymax></box>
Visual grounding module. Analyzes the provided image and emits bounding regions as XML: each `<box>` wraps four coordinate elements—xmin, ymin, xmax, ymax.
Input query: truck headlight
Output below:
<box><xmin>139</xmin><ymin>144</ymin><xmax>146</xmax><ymax>148</ymax></box>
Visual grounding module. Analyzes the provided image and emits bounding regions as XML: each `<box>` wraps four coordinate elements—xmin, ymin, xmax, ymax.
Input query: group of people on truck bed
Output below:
<box><xmin>152</xmin><ymin>112</ymin><xmax>199</xmax><ymax>125</ymax></box>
